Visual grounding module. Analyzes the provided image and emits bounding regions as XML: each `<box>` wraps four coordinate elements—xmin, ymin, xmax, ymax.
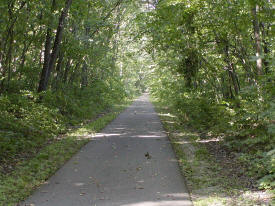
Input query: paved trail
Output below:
<box><xmin>21</xmin><ymin>94</ymin><xmax>192</xmax><ymax>206</ymax></box>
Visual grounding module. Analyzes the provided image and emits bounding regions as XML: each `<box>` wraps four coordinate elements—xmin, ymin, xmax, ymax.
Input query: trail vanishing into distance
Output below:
<box><xmin>0</xmin><ymin>0</ymin><xmax>274</xmax><ymax>205</ymax></box>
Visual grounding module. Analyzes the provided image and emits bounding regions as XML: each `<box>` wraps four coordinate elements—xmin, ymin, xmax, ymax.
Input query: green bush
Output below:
<box><xmin>151</xmin><ymin>81</ymin><xmax>275</xmax><ymax>190</ymax></box>
<box><xmin>0</xmin><ymin>81</ymin><xmax>128</xmax><ymax>166</ymax></box>
<box><xmin>0</xmin><ymin>91</ymin><xmax>64</xmax><ymax>160</ymax></box>
<box><xmin>172</xmin><ymin>92</ymin><xmax>231</xmax><ymax>134</ymax></box>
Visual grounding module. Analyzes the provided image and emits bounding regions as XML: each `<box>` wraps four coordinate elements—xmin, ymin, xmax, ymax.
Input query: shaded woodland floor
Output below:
<box><xmin>153</xmin><ymin>100</ymin><xmax>274</xmax><ymax>206</ymax></box>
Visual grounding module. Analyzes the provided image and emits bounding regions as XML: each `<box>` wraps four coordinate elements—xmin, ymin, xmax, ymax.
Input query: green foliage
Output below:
<box><xmin>0</xmin><ymin>0</ymin><xmax>137</xmax><ymax>180</ymax></box>
<box><xmin>174</xmin><ymin>93</ymin><xmax>231</xmax><ymax>133</ymax></box>
<box><xmin>153</xmin><ymin>99</ymin><xmax>273</xmax><ymax>205</ymax></box>
<box><xmin>258</xmin><ymin>149</ymin><xmax>275</xmax><ymax>190</ymax></box>
<box><xmin>0</xmin><ymin>81</ymin><xmax>128</xmax><ymax>172</ymax></box>
<box><xmin>141</xmin><ymin>0</ymin><xmax>274</xmax><ymax>191</ymax></box>
<box><xmin>0</xmin><ymin>91</ymin><xmax>64</xmax><ymax>160</ymax></box>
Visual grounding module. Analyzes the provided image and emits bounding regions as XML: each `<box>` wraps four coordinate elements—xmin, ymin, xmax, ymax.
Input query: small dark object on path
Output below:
<box><xmin>145</xmin><ymin>152</ymin><xmax>152</xmax><ymax>159</ymax></box>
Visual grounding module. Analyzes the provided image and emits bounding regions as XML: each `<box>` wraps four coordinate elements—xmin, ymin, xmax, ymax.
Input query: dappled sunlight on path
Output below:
<box><xmin>20</xmin><ymin>94</ymin><xmax>192</xmax><ymax>206</ymax></box>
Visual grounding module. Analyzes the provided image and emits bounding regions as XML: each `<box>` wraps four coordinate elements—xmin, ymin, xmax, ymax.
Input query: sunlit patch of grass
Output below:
<box><xmin>195</xmin><ymin>196</ymin><xmax>229</xmax><ymax>206</ymax></box>
<box><xmin>158</xmin><ymin>113</ymin><xmax>177</xmax><ymax>118</ymax></box>
<box><xmin>0</xmin><ymin>137</ymin><xmax>87</xmax><ymax>206</ymax></box>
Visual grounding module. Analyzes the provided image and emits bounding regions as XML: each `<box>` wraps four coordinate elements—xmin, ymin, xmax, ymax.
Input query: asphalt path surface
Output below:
<box><xmin>21</xmin><ymin>94</ymin><xmax>192</xmax><ymax>206</ymax></box>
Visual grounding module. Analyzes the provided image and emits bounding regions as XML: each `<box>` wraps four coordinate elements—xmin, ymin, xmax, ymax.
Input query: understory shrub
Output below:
<box><xmin>151</xmin><ymin>85</ymin><xmax>274</xmax><ymax>190</ymax></box>
<box><xmin>0</xmin><ymin>82</ymin><xmax>128</xmax><ymax>168</ymax></box>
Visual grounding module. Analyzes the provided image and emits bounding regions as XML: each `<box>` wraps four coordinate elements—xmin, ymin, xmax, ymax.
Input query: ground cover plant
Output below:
<box><xmin>153</xmin><ymin>99</ymin><xmax>274</xmax><ymax>205</ymax></box>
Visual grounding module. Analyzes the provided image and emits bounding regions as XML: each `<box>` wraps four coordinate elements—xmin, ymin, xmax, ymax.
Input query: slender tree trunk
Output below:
<box><xmin>19</xmin><ymin>34</ymin><xmax>34</xmax><ymax>72</ymax></box>
<box><xmin>228</xmin><ymin>67</ymin><xmax>240</xmax><ymax>95</ymax></box>
<box><xmin>0</xmin><ymin>2</ymin><xmax>15</xmax><ymax>92</ymax></box>
<box><xmin>63</xmin><ymin>59</ymin><xmax>71</xmax><ymax>84</ymax></box>
<box><xmin>252</xmin><ymin>4</ymin><xmax>263</xmax><ymax>75</ymax></box>
<box><xmin>6</xmin><ymin>28</ymin><xmax>14</xmax><ymax>90</ymax></box>
<box><xmin>260</xmin><ymin>22</ymin><xmax>270</xmax><ymax>74</ymax></box>
<box><xmin>46</xmin><ymin>0</ymin><xmax>72</xmax><ymax>87</ymax></box>
<box><xmin>38</xmin><ymin>11</ymin><xmax>44</xmax><ymax>69</ymax></box>
<box><xmin>17</xmin><ymin>41</ymin><xmax>28</xmax><ymax>81</ymax></box>
<box><xmin>228</xmin><ymin>73</ymin><xmax>234</xmax><ymax>99</ymax></box>
<box><xmin>53</xmin><ymin>50</ymin><xmax>64</xmax><ymax>90</ymax></box>
<box><xmin>38</xmin><ymin>0</ymin><xmax>72</xmax><ymax>92</ymax></box>
<box><xmin>0</xmin><ymin>1</ymin><xmax>26</xmax><ymax>92</ymax></box>
<box><xmin>69</xmin><ymin>62</ymin><xmax>80</xmax><ymax>85</ymax></box>
<box><xmin>232</xmin><ymin>42</ymin><xmax>254</xmax><ymax>83</ymax></box>
<box><xmin>112</xmin><ymin>4</ymin><xmax>122</xmax><ymax>63</ymax></box>
<box><xmin>222</xmin><ymin>41</ymin><xmax>240</xmax><ymax>97</ymax></box>
<box><xmin>37</xmin><ymin>0</ymin><xmax>56</xmax><ymax>92</ymax></box>
<box><xmin>37</xmin><ymin>26</ymin><xmax>53</xmax><ymax>92</ymax></box>
<box><xmin>81</xmin><ymin>61</ymin><xmax>88</xmax><ymax>88</ymax></box>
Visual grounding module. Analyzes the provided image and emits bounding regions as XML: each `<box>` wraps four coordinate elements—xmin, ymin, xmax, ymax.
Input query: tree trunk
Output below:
<box><xmin>53</xmin><ymin>50</ymin><xmax>65</xmax><ymax>90</ymax></box>
<box><xmin>63</xmin><ymin>59</ymin><xmax>71</xmax><ymax>84</ymax></box>
<box><xmin>37</xmin><ymin>26</ymin><xmax>53</xmax><ymax>92</ymax></box>
<box><xmin>260</xmin><ymin>22</ymin><xmax>270</xmax><ymax>74</ymax></box>
<box><xmin>69</xmin><ymin>62</ymin><xmax>80</xmax><ymax>85</ymax></box>
<box><xmin>38</xmin><ymin>0</ymin><xmax>72</xmax><ymax>92</ymax></box>
<box><xmin>222</xmin><ymin>40</ymin><xmax>240</xmax><ymax>97</ymax></box>
<box><xmin>252</xmin><ymin>4</ymin><xmax>263</xmax><ymax>75</ymax></box>
<box><xmin>81</xmin><ymin>61</ymin><xmax>88</xmax><ymax>88</ymax></box>
<box><xmin>0</xmin><ymin>1</ymin><xmax>26</xmax><ymax>92</ymax></box>
<box><xmin>37</xmin><ymin>0</ymin><xmax>56</xmax><ymax>92</ymax></box>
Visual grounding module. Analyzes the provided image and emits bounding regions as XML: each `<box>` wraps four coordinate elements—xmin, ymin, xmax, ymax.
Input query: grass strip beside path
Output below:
<box><xmin>152</xmin><ymin>99</ymin><xmax>274</xmax><ymax>206</ymax></box>
<box><xmin>0</xmin><ymin>101</ymin><xmax>131</xmax><ymax>206</ymax></box>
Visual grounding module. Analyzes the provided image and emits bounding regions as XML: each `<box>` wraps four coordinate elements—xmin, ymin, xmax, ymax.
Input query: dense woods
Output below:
<box><xmin>0</xmin><ymin>0</ymin><xmax>133</xmax><ymax>166</ymax></box>
<box><xmin>0</xmin><ymin>0</ymin><xmax>274</xmax><ymax>204</ymax></box>
<box><xmin>138</xmin><ymin>0</ymin><xmax>274</xmax><ymax>191</ymax></box>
